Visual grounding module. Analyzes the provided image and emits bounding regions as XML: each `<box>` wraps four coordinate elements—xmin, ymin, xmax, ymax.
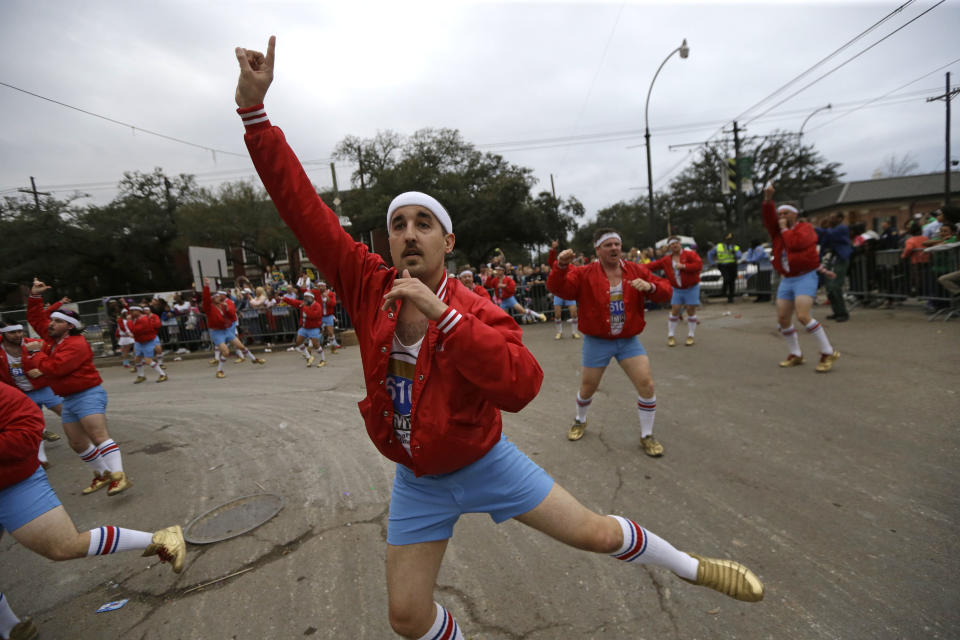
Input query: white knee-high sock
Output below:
<box><xmin>668</xmin><ymin>315</ymin><xmax>679</xmax><ymax>337</ymax></box>
<box><xmin>217</xmin><ymin>353</ymin><xmax>226</xmax><ymax>372</ymax></box>
<box><xmin>805</xmin><ymin>318</ymin><xmax>834</xmax><ymax>355</ymax></box>
<box><xmin>554</xmin><ymin>318</ymin><xmax>563</xmax><ymax>331</ymax></box>
<box><xmin>415</xmin><ymin>603</ymin><xmax>465</xmax><ymax>640</ymax></box>
<box><xmin>150</xmin><ymin>362</ymin><xmax>164</xmax><ymax>379</ymax></box>
<box><xmin>296</xmin><ymin>344</ymin><xmax>308</xmax><ymax>358</ymax></box>
<box><xmin>97</xmin><ymin>439</ymin><xmax>123</xmax><ymax>473</ymax></box>
<box><xmin>687</xmin><ymin>316</ymin><xmax>698</xmax><ymax>337</ymax></box>
<box><xmin>779</xmin><ymin>325</ymin><xmax>801</xmax><ymax>356</ymax></box>
<box><xmin>637</xmin><ymin>395</ymin><xmax>656</xmax><ymax>438</ymax></box>
<box><xmin>87</xmin><ymin>526</ymin><xmax>154</xmax><ymax>556</ymax></box>
<box><xmin>576</xmin><ymin>392</ymin><xmax>592</xmax><ymax>423</ymax></box>
<box><xmin>317</xmin><ymin>346</ymin><xmax>326</xmax><ymax>362</ymax></box>
<box><xmin>608</xmin><ymin>515</ymin><xmax>699</xmax><ymax>580</ymax></box>
<box><xmin>37</xmin><ymin>441</ymin><xmax>47</xmax><ymax>464</ymax></box>
<box><xmin>136</xmin><ymin>364</ymin><xmax>144</xmax><ymax>376</ymax></box>
<box><xmin>243</xmin><ymin>348</ymin><xmax>258</xmax><ymax>362</ymax></box>
<box><xmin>79</xmin><ymin>443</ymin><xmax>108</xmax><ymax>474</ymax></box>
<box><xmin>0</xmin><ymin>592</ymin><xmax>21</xmax><ymax>639</ymax></box>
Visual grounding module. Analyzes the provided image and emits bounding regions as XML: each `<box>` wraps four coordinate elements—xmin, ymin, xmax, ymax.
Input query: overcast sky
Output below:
<box><xmin>1</xmin><ymin>1</ymin><xmax>957</xmax><ymax>221</ymax></box>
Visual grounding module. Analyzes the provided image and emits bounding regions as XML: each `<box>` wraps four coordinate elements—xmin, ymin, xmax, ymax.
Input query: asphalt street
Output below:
<box><xmin>3</xmin><ymin>300</ymin><xmax>958</xmax><ymax>639</ymax></box>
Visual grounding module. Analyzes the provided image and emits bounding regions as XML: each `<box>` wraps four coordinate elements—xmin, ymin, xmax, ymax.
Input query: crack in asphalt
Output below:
<box><xmin>645</xmin><ymin>567</ymin><xmax>682</xmax><ymax>637</ymax></box>
<box><xmin>434</xmin><ymin>583</ymin><xmax>521</xmax><ymax>640</ymax></box>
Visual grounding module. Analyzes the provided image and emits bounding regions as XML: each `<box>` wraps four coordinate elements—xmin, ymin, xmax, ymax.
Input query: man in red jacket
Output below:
<box><xmin>647</xmin><ymin>236</ymin><xmax>704</xmax><ymax>347</ymax></box>
<box><xmin>488</xmin><ymin>265</ymin><xmax>547</xmax><ymax>324</ymax></box>
<box><xmin>234</xmin><ymin>36</ymin><xmax>763</xmax><ymax>639</ymax></box>
<box><xmin>0</xmin><ymin>384</ymin><xmax>185</xmax><ymax>639</ymax></box>
<box><xmin>457</xmin><ymin>269</ymin><xmax>490</xmax><ymax>300</ymax></box>
<box><xmin>1</xmin><ymin>320</ymin><xmax>64</xmax><ymax>453</ymax></box>
<box><xmin>286</xmin><ymin>290</ymin><xmax>327</xmax><ymax>368</ymax></box>
<box><xmin>315</xmin><ymin>281</ymin><xmax>341</xmax><ymax>352</ymax></box>
<box><xmin>762</xmin><ymin>183</ymin><xmax>840</xmax><ymax>373</ymax></box>
<box><xmin>548</xmin><ymin>229</ymin><xmax>673</xmax><ymax>456</ymax></box>
<box><xmin>26</xmin><ymin>280</ymin><xmax>132</xmax><ymax>496</ymax></box>
<box><xmin>128</xmin><ymin>305</ymin><xmax>168</xmax><ymax>384</ymax></box>
<box><xmin>202</xmin><ymin>280</ymin><xmax>265</xmax><ymax>378</ymax></box>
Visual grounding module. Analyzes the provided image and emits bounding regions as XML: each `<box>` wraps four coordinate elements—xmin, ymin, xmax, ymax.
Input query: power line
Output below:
<box><xmin>0</xmin><ymin>81</ymin><xmax>249</xmax><ymax>159</ymax></box>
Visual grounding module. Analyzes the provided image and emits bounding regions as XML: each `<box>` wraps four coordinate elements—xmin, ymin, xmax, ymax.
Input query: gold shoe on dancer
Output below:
<box><xmin>685</xmin><ymin>337</ymin><xmax>695</xmax><ymax>346</ymax></box>
<box><xmin>572</xmin><ymin>331</ymin><xmax>581</xmax><ymax>339</ymax></box>
<box><xmin>208</xmin><ymin>358</ymin><xmax>217</xmax><ymax>365</ymax></box>
<box><xmin>568</xmin><ymin>420</ymin><xmax>587</xmax><ymax>441</ymax></box>
<box><xmin>253</xmin><ymin>357</ymin><xmax>266</xmax><ymax>364</ymax></box>
<box><xmin>133</xmin><ymin>376</ymin><xmax>146</xmax><ymax>384</ymax></box>
<box><xmin>815</xmin><ymin>350</ymin><xmax>839</xmax><ymax>373</ymax></box>
<box><xmin>8</xmin><ymin>616</ymin><xmax>38</xmax><ymax>640</ymax></box>
<box><xmin>42</xmin><ymin>430</ymin><xmax>61</xmax><ymax>441</ymax></box>
<box><xmin>235</xmin><ymin>356</ymin><xmax>245</xmax><ymax>364</ymax></box>
<box><xmin>216</xmin><ymin>371</ymin><xmax>226</xmax><ymax>379</ymax></box>
<box><xmin>82</xmin><ymin>472</ymin><xmax>111</xmax><ymax>495</ymax></box>
<box><xmin>778</xmin><ymin>354</ymin><xmax>803</xmax><ymax>367</ymax></box>
<box><xmin>106</xmin><ymin>471</ymin><xmax>132</xmax><ymax>496</ymax></box>
<box><xmin>306</xmin><ymin>354</ymin><xmax>315</xmax><ymax>368</ymax></box>
<box><xmin>316</xmin><ymin>360</ymin><xmax>327</xmax><ymax>368</ymax></box>
<box><xmin>667</xmin><ymin>336</ymin><xmax>676</xmax><ymax>347</ymax></box>
<box><xmin>681</xmin><ymin>553</ymin><xmax>764</xmax><ymax>602</ymax></box>
<box><xmin>156</xmin><ymin>374</ymin><xmax>168</xmax><ymax>383</ymax></box>
<box><xmin>640</xmin><ymin>435</ymin><xmax>664</xmax><ymax>457</ymax></box>
<box><xmin>143</xmin><ymin>525</ymin><xmax>186</xmax><ymax>573</ymax></box>
<box><xmin>555</xmin><ymin>332</ymin><xmax>563</xmax><ymax>340</ymax></box>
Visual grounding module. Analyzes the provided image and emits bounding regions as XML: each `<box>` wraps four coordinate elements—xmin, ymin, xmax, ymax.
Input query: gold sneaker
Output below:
<box><xmin>82</xmin><ymin>472</ymin><xmax>110</xmax><ymax>495</ymax></box>
<box><xmin>815</xmin><ymin>350</ymin><xmax>839</xmax><ymax>373</ymax></box>
<box><xmin>316</xmin><ymin>360</ymin><xmax>327</xmax><ymax>368</ymax></box>
<box><xmin>133</xmin><ymin>375</ymin><xmax>147</xmax><ymax>384</ymax></box>
<box><xmin>215</xmin><ymin>370</ymin><xmax>226</xmax><ymax>379</ymax></box>
<box><xmin>538</xmin><ymin>313</ymin><xmax>548</xmax><ymax>323</ymax></box>
<box><xmin>306</xmin><ymin>354</ymin><xmax>315</xmax><ymax>367</ymax></box>
<box><xmin>779</xmin><ymin>354</ymin><xmax>804</xmax><ymax>368</ymax></box>
<box><xmin>667</xmin><ymin>336</ymin><xmax>676</xmax><ymax>347</ymax></box>
<box><xmin>234</xmin><ymin>356</ymin><xmax>245</xmax><ymax>364</ymax></box>
<box><xmin>641</xmin><ymin>435</ymin><xmax>664</xmax><ymax>457</ymax></box>
<box><xmin>568</xmin><ymin>420</ymin><xmax>587</xmax><ymax>441</ymax></box>
<box><xmin>143</xmin><ymin>525</ymin><xmax>186</xmax><ymax>573</ymax></box>
<box><xmin>555</xmin><ymin>332</ymin><xmax>563</xmax><ymax>340</ymax></box>
<box><xmin>42</xmin><ymin>430</ymin><xmax>61</xmax><ymax>441</ymax></box>
<box><xmin>572</xmin><ymin>332</ymin><xmax>581</xmax><ymax>339</ymax></box>
<box><xmin>682</xmin><ymin>553</ymin><xmax>764</xmax><ymax>602</ymax></box>
<box><xmin>156</xmin><ymin>374</ymin><xmax>168</xmax><ymax>383</ymax></box>
<box><xmin>253</xmin><ymin>357</ymin><xmax>266</xmax><ymax>364</ymax></box>
<box><xmin>106</xmin><ymin>471</ymin><xmax>132</xmax><ymax>496</ymax></box>
<box><xmin>8</xmin><ymin>616</ymin><xmax>38</xmax><ymax>640</ymax></box>
<box><xmin>685</xmin><ymin>336</ymin><xmax>695</xmax><ymax>346</ymax></box>
<box><xmin>208</xmin><ymin>358</ymin><xmax>217</xmax><ymax>365</ymax></box>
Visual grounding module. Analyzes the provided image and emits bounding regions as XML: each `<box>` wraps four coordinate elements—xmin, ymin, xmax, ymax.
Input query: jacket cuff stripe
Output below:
<box><xmin>437</xmin><ymin>308</ymin><xmax>462</xmax><ymax>333</ymax></box>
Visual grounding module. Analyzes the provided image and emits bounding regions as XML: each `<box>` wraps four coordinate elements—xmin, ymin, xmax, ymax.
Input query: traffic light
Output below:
<box><xmin>721</xmin><ymin>158</ymin><xmax>736</xmax><ymax>194</ymax></box>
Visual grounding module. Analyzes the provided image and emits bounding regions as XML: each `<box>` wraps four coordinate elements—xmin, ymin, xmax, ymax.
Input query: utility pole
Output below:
<box><xmin>732</xmin><ymin>121</ymin><xmax>744</xmax><ymax>241</ymax></box>
<box><xmin>17</xmin><ymin>176</ymin><xmax>50</xmax><ymax>213</ymax></box>
<box><xmin>926</xmin><ymin>72</ymin><xmax>958</xmax><ymax>208</ymax></box>
<box><xmin>330</xmin><ymin>162</ymin><xmax>343</xmax><ymax>216</ymax></box>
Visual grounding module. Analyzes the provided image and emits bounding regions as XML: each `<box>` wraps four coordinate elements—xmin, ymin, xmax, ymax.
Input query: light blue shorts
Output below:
<box><xmin>134</xmin><ymin>337</ymin><xmax>160</xmax><ymax>358</ymax></box>
<box><xmin>61</xmin><ymin>385</ymin><xmax>108</xmax><ymax>423</ymax></box>
<box><xmin>777</xmin><ymin>270</ymin><xmax>819</xmax><ymax>301</ymax></box>
<box><xmin>581</xmin><ymin>334</ymin><xmax>647</xmax><ymax>369</ymax></box>
<box><xmin>499</xmin><ymin>296</ymin><xmax>519</xmax><ymax>310</ymax></box>
<box><xmin>0</xmin><ymin>467</ymin><xmax>61</xmax><ymax>533</ymax></box>
<box><xmin>27</xmin><ymin>386</ymin><xmax>63</xmax><ymax>410</ymax></box>
<box><xmin>321</xmin><ymin>315</ymin><xmax>335</xmax><ymax>327</ymax></box>
<box><xmin>670</xmin><ymin>284</ymin><xmax>701</xmax><ymax>307</ymax></box>
<box><xmin>553</xmin><ymin>296</ymin><xmax>576</xmax><ymax>306</ymax></box>
<box><xmin>298</xmin><ymin>327</ymin><xmax>321</xmax><ymax>340</ymax></box>
<box><xmin>209</xmin><ymin>325</ymin><xmax>237</xmax><ymax>346</ymax></box>
<box><xmin>387</xmin><ymin>436</ymin><xmax>554</xmax><ymax>546</ymax></box>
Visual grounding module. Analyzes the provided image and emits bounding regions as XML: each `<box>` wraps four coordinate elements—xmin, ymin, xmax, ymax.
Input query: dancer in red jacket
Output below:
<box><xmin>647</xmin><ymin>236</ymin><xmax>704</xmax><ymax>347</ymax></box>
<box><xmin>234</xmin><ymin>36</ymin><xmax>763</xmax><ymax>639</ymax></box>
<box><xmin>26</xmin><ymin>279</ymin><xmax>132</xmax><ymax>496</ymax></box>
<box><xmin>128</xmin><ymin>305</ymin><xmax>167</xmax><ymax>384</ymax></box>
<box><xmin>762</xmin><ymin>183</ymin><xmax>840</xmax><ymax>372</ymax></box>
<box><xmin>0</xmin><ymin>384</ymin><xmax>185</xmax><ymax>640</ymax></box>
<box><xmin>287</xmin><ymin>290</ymin><xmax>327</xmax><ymax>367</ymax></box>
<box><xmin>548</xmin><ymin>229</ymin><xmax>673</xmax><ymax>456</ymax></box>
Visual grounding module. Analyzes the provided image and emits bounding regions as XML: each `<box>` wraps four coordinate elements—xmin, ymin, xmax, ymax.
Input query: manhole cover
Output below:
<box><xmin>184</xmin><ymin>493</ymin><xmax>284</xmax><ymax>544</ymax></box>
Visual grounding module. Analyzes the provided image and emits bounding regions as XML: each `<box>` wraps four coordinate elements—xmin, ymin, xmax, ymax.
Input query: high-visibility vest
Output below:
<box><xmin>716</xmin><ymin>243</ymin><xmax>739</xmax><ymax>264</ymax></box>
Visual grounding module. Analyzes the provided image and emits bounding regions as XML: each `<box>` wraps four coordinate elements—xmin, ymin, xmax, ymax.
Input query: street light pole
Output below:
<box><xmin>797</xmin><ymin>104</ymin><xmax>831</xmax><ymax>188</ymax></box>
<box><xmin>644</xmin><ymin>38</ymin><xmax>689</xmax><ymax>240</ymax></box>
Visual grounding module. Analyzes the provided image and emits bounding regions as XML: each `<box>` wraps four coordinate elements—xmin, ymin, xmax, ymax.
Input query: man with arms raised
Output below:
<box><xmin>235</xmin><ymin>36</ymin><xmax>763</xmax><ymax>639</ymax></box>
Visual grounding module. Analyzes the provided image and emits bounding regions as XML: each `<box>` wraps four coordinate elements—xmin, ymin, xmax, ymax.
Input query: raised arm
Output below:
<box><xmin>26</xmin><ymin>279</ymin><xmax>52</xmax><ymax>338</ymax></box>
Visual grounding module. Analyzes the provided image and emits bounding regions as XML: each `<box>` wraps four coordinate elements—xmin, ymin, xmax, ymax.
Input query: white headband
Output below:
<box><xmin>458</xmin><ymin>270</ymin><xmax>473</xmax><ymax>278</ymax></box>
<box><xmin>129</xmin><ymin>305</ymin><xmax>143</xmax><ymax>311</ymax></box>
<box><xmin>303</xmin><ymin>291</ymin><xmax>315</xmax><ymax>298</ymax></box>
<box><xmin>594</xmin><ymin>232</ymin><xmax>622</xmax><ymax>248</ymax></box>
<box><xmin>215</xmin><ymin>290</ymin><xmax>228</xmax><ymax>296</ymax></box>
<box><xmin>777</xmin><ymin>204</ymin><xmax>799</xmax><ymax>215</ymax></box>
<box><xmin>50</xmin><ymin>311</ymin><xmax>81</xmax><ymax>328</ymax></box>
<box><xmin>387</xmin><ymin>191</ymin><xmax>453</xmax><ymax>233</ymax></box>
<box><xmin>0</xmin><ymin>324</ymin><xmax>24</xmax><ymax>333</ymax></box>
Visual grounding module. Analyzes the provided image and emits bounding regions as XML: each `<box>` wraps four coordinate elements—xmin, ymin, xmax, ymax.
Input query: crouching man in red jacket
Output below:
<box><xmin>0</xmin><ymin>384</ymin><xmax>185</xmax><ymax>639</ymax></box>
<box><xmin>235</xmin><ymin>36</ymin><xmax>763</xmax><ymax>639</ymax></box>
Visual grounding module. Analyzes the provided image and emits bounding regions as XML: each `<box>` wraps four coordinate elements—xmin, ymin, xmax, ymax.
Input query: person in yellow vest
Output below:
<box><xmin>713</xmin><ymin>234</ymin><xmax>741</xmax><ymax>303</ymax></box>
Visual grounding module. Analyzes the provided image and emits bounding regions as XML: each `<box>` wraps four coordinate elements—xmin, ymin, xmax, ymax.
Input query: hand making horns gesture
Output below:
<box><xmin>235</xmin><ymin>35</ymin><xmax>276</xmax><ymax>108</ymax></box>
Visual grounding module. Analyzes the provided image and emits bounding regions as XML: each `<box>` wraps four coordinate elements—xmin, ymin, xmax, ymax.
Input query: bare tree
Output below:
<box><xmin>873</xmin><ymin>153</ymin><xmax>919</xmax><ymax>178</ymax></box>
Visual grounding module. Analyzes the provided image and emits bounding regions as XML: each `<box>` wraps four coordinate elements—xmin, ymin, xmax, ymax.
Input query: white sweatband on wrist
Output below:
<box><xmin>50</xmin><ymin>312</ymin><xmax>81</xmax><ymax>328</ymax></box>
<box><xmin>0</xmin><ymin>324</ymin><xmax>24</xmax><ymax>333</ymax></box>
<box><xmin>594</xmin><ymin>232</ymin><xmax>622</xmax><ymax>248</ymax></box>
